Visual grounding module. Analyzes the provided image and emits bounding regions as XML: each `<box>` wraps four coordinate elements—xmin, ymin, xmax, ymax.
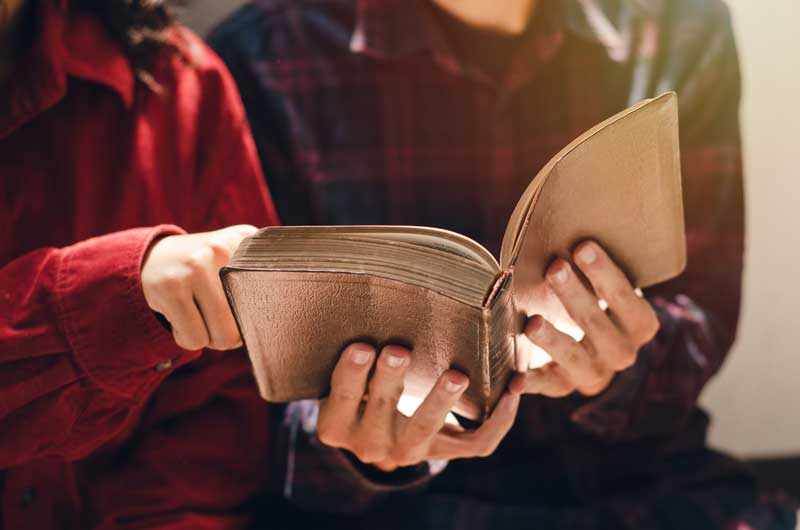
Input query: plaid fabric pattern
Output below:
<box><xmin>210</xmin><ymin>1</ymin><xmax>799</xmax><ymax>528</ymax></box>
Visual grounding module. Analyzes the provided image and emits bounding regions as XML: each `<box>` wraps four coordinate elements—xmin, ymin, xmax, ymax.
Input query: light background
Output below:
<box><xmin>178</xmin><ymin>0</ymin><xmax>800</xmax><ymax>458</ymax></box>
<box><xmin>698</xmin><ymin>0</ymin><xmax>800</xmax><ymax>458</ymax></box>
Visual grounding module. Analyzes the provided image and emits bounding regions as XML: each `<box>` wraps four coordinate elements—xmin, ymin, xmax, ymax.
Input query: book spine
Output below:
<box><xmin>482</xmin><ymin>268</ymin><xmax>512</xmax><ymax>308</ymax></box>
<box><xmin>485</xmin><ymin>271</ymin><xmax>518</xmax><ymax>416</ymax></box>
<box><xmin>479</xmin><ymin>307</ymin><xmax>492</xmax><ymax>419</ymax></box>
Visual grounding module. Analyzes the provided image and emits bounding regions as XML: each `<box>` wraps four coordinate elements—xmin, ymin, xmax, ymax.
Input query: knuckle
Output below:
<box><xmin>580</xmin><ymin>382</ymin><xmax>606</xmax><ymax>397</ymax></box>
<box><xmin>564</xmin><ymin>343</ymin><xmax>584</xmax><ymax>366</ymax></box>
<box><xmin>211</xmin><ymin>330</ymin><xmax>242</xmax><ymax>351</ymax></box>
<box><xmin>401</xmin><ymin>421</ymin><xmax>437</xmax><ymax>446</ymax></box>
<box><xmin>475</xmin><ymin>439</ymin><xmax>497</xmax><ymax>458</ymax></box>
<box><xmin>587</xmin><ymin>368</ymin><xmax>611</xmax><ymax>391</ymax></box>
<box><xmin>586</xmin><ymin>358</ymin><xmax>607</xmax><ymax>380</ymax></box>
<box><xmin>367</xmin><ymin>392</ymin><xmax>400</xmax><ymax>412</ymax></box>
<box><xmin>638</xmin><ymin>313</ymin><xmax>660</xmax><ymax>343</ymax></box>
<box><xmin>610</xmin><ymin>284</ymin><xmax>634</xmax><ymax>304</ymax></box>
<box><xmin>353</xmin><ymin>442</ymin><xmax>390</xmax><ymax>464</ymax></box>
<box><xmin>330</xmin><ymin>385</ymin><xmax>364</xmax><ymax>404</ymax></box>
<box><xmin>158</xmin><ymin>269</ymin><xmax>189</xmax><ymax>290</ymax></box>
<box><xmin>206</xmin><ymin>239</ymin><xmax>234</xmax><ymax>263</ymax></box>
<box><xmin>580</xmin><ymin>308</ymin><xmax>608</xmax><ymax>332</ymax></box>
<box><xmin>602</xmin><ymin>333</ymin><xmax>632</xmax><ymax>365</ymax></box>
<box><xmin>316</xmin><ymin>424</ymin><xmax>345</xmax><ymax>448</ymax></box>
<box><xmin>404</xmin><ymin>420</ymin><xmax>431</xmax><ymax>441</ymax></box>
<box><xmin>392</xmin><ymin>456</ymin><xmax>416</xmax><ymax>468</ymax></box>
<box><xmin>184</xmin><ymin>250</ymin><xmax>211</xmax><ymax>275</ymax></box>
<box><xmin>548</xmin><ymin>380</ymin><xmax>575</xmax><ymax>398</ymax></box>
<box><xmin>531</xmin><ymin>325</ymin><xmax>556</xmax><ymax>348</ymax></box>
<box><xmin>613</xmin><ymin>343</ymin><xmax>638</xmax><ymax>370</ymax></box>
<box><xmin>552</xmin><ymin>388</ymin><xmax>573</xmax><ymax>398</ymax></box>
<box><xmin>208</xmin><ymin>338</ymin><xmax>238</xmax><ymax>351</ymax></box>
<box><xmin>349</xmin><ymin>439</ymin><xmax>367</xmax><ymax>459</ymax></box>
<box><xmin>390</xmin><ymin>446</ymin><xmax>420</xmax><ymax>468</ymax></box>
<box><xmin>174</xmin><ymin>332</ymin><xmax>206</xmax><ymax>351</ymax></box>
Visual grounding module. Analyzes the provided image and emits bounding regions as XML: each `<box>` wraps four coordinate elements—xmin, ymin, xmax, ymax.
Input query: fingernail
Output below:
<box><xmin>549</xmin><ymin>262</ymin><xmax>569</xmax><ymax>284</ymax></box>
<box><xmin>577</xmin><ymin>244</ymin><xmax>597</xmax><ymax>264</ymax></box>
<box><xmin>445</xmin><ymin>380</ymin><xmax>465</xmax><ymax>393</ymax></box>
<box><xmin>350</xmin><ymin>346</ymin><xmax>372</xmax><ymax>365</ymax></box>
<box><xmin>386</xmin><ymin>352</ymin><xmax>406</xmax><ymax>368</ymax></box>
<box><xmin>528</xmin><ymin>315</ymin><xmax>544</xmax><ymax>335</ymax></box>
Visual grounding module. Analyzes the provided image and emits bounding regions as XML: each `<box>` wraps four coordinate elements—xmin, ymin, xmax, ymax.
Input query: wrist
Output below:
<box><xmin>55</xmin><ymin>225</ymin><xmax>188</xmax><ymax>400</ymax></box>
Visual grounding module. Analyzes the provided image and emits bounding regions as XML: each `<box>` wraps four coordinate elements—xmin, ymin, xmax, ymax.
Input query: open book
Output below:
<box><xmin>222</xmin><ymin>93</ymin><xmax>686</xmax><ymax>420</ymax></box>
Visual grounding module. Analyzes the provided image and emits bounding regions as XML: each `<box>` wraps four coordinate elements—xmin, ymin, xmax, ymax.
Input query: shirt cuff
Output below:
<box><xmin>54</xmin><ymin>225</ymin><xmax>196</xmax><ymax>402</ymax></box>
<box><xmin>281</xmin><ymin>400</ymin><xmax>440</xmax><ymax>514</ymax></box>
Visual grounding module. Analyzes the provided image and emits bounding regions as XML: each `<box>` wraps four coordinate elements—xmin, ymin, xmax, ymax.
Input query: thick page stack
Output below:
<box><xmin>222</xmin><ymin>93</ymin><xmax>686</xmax><ymax>420</ymax></box>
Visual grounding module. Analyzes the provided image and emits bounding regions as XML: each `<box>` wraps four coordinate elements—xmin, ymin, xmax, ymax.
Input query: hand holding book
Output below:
<box><xmin>316</xmin><ymin>238</ymin><xmax>657</xmax><ymax>471</ymax></box>
<box><xmin>142</xmin><ymin>224</ymin><xmax>257</xmax><ymax>351</ymax></box>
<box><xmin>317</xmin><ymin>343</ymin><xmax>520</xmax><ymax>472</ymax></box>
<box><xmin>509</xmin><ymin>240</ymin><xmax>660</xmax><ymax>398</ymax></box>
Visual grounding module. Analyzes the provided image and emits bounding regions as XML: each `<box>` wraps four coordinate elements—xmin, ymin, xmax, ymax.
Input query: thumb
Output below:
<box><xmin>223</xmin><ymin>224</ymin><xmax>259</xmax><ymax>237</ymax></box>
<box><xmin>212</xmin><ymin>224</ymin><xmax>259</xmax><ymax>252</ymax></box>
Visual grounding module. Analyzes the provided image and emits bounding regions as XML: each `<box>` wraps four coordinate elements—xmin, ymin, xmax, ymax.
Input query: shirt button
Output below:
<box><xmin>20</xmin><ymin>487</ymin><xmax>36</xmax><ymax>507</ymax></box>
<box><xmin>154</xmin><ymin>359</ymin><xmax>173</xmax><ymax>372</ymax></box>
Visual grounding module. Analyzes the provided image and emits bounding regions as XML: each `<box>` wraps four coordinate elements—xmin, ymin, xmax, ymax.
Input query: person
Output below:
<box><xmin>0</xmin><ymin>0</ymin><xmax>279</xmax><ymax>528</ymax></box>
<box><xmin>209</xmin><ymin>0</ymin><xmax>799</xmax><ymax>528</ymax></box>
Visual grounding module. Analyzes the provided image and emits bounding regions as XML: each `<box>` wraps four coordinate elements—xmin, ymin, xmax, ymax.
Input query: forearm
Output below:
<box><xmin>0</xmin><ymin>226</ymin><xmax>191</xmax><ymax>466</ymax></box>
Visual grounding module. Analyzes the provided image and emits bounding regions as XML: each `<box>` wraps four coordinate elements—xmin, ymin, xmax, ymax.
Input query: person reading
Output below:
<box><xmin>0</xmin><ymin>0</ymin><xmax>279</xmax><ymax>528</ymax></box>
<box><xmin>210</xmin><ymin>0</ymin><xmax>799</xmax><ymax>528</ymax></box>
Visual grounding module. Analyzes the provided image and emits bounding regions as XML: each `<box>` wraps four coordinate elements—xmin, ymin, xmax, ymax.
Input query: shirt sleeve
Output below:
<box><xmin>0</xmin><ymin>225</ymin><xmax>200</xmax><ymax>469</ymax></box>
<box><xmin>0</xmin><ymin>27</ymin><xmax>277</xmax><ymax>483</ymax></box>
<box><xmin>277</xmin><ymin>400</ymin><xmax>441</xmax><ymax>514</ymax></box>
<box><xmin>569</xmin><ymin>4</ymin><xmax>744</xmax><ymax>440</ymax></box>
<box><xmin>86</xmin><ymin>350</ymin><xmax>271</xmax><ymax>530</ymax></box>
<box><xmin>77</xmin><ymin>33</ymin><xmax>280</xmax><ymax>530</ymax></box>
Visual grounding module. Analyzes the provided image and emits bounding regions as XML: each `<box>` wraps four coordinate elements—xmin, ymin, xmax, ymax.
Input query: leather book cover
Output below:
<box><xmin>223</xmin><ymin>269</ymin><xmax>501</xmax><ymax>420</ymax></box>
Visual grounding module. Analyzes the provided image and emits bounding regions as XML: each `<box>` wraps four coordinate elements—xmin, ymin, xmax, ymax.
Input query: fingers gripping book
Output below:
<box><xmin>222</xmin><ymin>93</ymin><xmax>686</xmax><ymax>420</ymax></box>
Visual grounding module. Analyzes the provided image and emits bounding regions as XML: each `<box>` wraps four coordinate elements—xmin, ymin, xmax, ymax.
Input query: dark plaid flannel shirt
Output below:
<box><xmin>210</xmin><ymin>1</ymin><xmax>799</xmax><ymax>528</ymax></box>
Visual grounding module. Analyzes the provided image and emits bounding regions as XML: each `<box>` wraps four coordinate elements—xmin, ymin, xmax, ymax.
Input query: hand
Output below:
<box><xmin>510</xmin><ymin>241</ymin><xmax>660</xmax><ymax>397</ymax></box>
<box><xmin>141</xmin><ymin>224</ymin><xmax>256</xmax><ymax>351</ymax></box>
<box><xmin>317</xmin><ymin>343</ymin><xmax>520</xmax><ymax>472</ymax></box>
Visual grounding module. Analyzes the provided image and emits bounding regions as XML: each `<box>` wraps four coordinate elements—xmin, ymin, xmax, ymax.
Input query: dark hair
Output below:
<box><xmin>73</xmin><ymin>0</ymin><xmax>184</xmax><ymax>92</ymax></box>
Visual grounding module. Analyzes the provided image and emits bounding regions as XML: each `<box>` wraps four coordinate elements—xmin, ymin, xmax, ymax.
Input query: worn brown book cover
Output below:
<box><xmin>222</xmin><ymin>93</ymin><xmax>686</xmax><ymax>420</ymax></box>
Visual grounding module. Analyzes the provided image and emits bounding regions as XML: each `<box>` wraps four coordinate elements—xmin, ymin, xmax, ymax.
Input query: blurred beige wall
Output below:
<box><xmin>180</xmin><ymin>1</ymin><xmax>800</xmax><ymax>457</ymax></box>
<box><xmin>700</xmin><ymin>0</ymin><xmax>800</xmax><ymax>458</ymax></box>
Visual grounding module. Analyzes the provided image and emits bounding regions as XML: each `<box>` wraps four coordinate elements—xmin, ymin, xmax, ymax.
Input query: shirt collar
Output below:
<box><xmin>350</xmin><ymin>0</ymin><xmax>448</xmax><ymax>59</ymax></box>
<box><xmin>350</xmin><ymin>0</ymin><xmax>564</xmax><ymax>82</ymax></box>
<box><xmin>565</xmin><ymin>0</ymin><xmax>665</xmax><ymax>60</ymax></box>
<box><xmin>350</xmin><ymin>0</ymin><xmax>566</xmax><ymax>89</ymax></box>
<box><xmin>1</xmin><ymin>0</ymin><xmax>134</xmax><ymax>138</ymax></box>
<box><xmin>62</xmin><ymin>11</ymin><xmax>135</xmax><ymax>109</ymax></box>
<box><xmin>349</xmin><ymin>0</ymin><xmax>662</xmax><ymax>63</ymax></box>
